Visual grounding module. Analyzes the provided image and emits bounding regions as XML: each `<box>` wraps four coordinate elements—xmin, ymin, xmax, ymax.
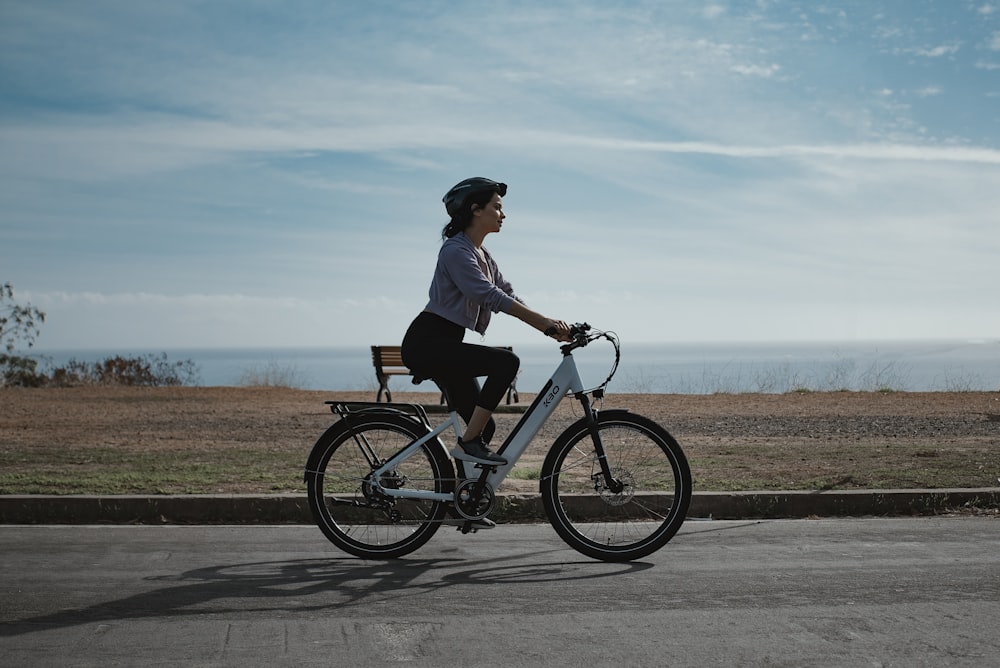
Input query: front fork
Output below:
<box><xmin>577</xmin><ymin>392</ymin><xmax>624</xmax><ymax>494</ymax></box>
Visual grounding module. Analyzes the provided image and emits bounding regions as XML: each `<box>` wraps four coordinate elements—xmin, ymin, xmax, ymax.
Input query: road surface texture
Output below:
<box><xmin>2</xmin><ymin>518</ymin><xmax>998</xmax><ymax>667</ymax></box>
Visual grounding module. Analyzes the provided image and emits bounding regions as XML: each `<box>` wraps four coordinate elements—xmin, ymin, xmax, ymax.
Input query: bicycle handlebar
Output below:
<box><xmin>544</xmin><ymin>322</ymin><xmax>595</xmax><ymax>355</ymax></box>
<box><xmin>543</xmin><ymin>322</ymin><xmax>619</xmax><ymax>394</ymax></box>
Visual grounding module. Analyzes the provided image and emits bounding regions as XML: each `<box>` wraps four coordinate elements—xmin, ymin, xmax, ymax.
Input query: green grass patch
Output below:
<box><xmin>508</xmin><ymin>466</ymin><xmax>541</xmax><ymax>481</ymax></box>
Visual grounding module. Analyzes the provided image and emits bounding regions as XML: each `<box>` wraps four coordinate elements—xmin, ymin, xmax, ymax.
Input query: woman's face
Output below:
<box><xmin>473</xmin><ymin>192</ymin><xmax>505</xmax><ymax>234</ymax></box>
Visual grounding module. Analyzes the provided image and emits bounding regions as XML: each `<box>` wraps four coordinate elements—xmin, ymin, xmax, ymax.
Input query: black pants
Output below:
<box><xmin>401</xmin><ymin>311</ymin><xmax>519</xmax><ymax>444</ymax></box>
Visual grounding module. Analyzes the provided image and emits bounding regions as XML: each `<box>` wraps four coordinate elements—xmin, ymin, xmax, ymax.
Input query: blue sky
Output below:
<box><xmin>2</xmin><ymin>1</ymin><xmax>999</xmax><ymax>350</ymax></box>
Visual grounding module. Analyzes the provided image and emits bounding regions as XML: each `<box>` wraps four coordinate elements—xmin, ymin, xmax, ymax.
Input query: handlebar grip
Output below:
<box><xmin>547</xmin><ymin>322</ymin><xmax>590</xmax><ymax>338</ymax></box>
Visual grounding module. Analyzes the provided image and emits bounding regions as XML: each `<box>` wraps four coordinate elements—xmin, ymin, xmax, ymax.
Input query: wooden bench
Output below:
<box><xmin>371</xmin><ymin>345</ymin><xmax>519</xmax><ymax>404</ymax></box>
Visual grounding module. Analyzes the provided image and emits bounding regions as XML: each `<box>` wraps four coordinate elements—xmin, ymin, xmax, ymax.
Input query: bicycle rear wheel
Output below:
<box><xmin>540</xmin><ymin>410</ymin><xmax>692</xmax><ymax>562</ymax></box>
<box><xmin>305</xmin><ymin>413</ymin><xmax>453</xmax><ymax>559</ymax></box>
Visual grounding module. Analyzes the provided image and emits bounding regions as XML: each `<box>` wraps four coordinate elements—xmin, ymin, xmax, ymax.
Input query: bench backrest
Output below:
<box><xmin>371</xmin><ymin>345</ymin><xmax>407</xmax><ymax>373</ymax></box>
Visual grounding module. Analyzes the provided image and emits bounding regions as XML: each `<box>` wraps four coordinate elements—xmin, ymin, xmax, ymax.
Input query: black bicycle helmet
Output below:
<box><xmin>442</xmin><ymin>177</ymin><xmax>507</xmax><ymax>216</ymax></box>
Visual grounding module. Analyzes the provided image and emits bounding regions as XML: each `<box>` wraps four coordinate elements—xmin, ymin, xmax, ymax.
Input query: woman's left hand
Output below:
<box><xmin>545</xmin><ymin>319</ymin><xmax>572</xmax><ymax>341</ymax></box>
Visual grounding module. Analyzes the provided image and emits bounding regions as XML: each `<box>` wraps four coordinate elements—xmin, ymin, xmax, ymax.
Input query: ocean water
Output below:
<box><xmin>27</xmin><ymin>339</ymin><xmax>1000</xmax><ymax>394</ymax></box>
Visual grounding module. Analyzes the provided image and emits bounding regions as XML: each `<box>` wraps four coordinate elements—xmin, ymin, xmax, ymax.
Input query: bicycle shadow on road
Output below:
<box><xmin>1</xmin><ymin>550</ymin><xmax>652</xmax><ymax>638</ymax></box>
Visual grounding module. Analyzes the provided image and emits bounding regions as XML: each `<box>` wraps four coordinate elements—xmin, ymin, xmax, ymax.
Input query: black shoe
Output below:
<box><xmin>452</xmin><ymin>436</ymin><xmax>507</xmax><ymax>465</ymax></box>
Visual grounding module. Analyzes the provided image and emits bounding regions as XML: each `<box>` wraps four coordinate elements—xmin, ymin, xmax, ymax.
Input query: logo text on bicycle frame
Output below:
<box><xmin>544</xmin><ymin>384</ymin><xmax>561</xmax><ymax>407</ymax></box>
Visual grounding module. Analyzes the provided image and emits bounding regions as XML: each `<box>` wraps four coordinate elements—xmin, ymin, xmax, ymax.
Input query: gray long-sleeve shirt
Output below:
<box><xmin>423</xmin><ymin>232</ymin><xmax>524</xmax><ymax>335</ymax></box>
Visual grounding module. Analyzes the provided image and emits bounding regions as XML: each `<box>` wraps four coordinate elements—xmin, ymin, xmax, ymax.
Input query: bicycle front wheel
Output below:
<box><xmin>540</xmin><ymin>410</ymin><xmax>692</xmax><ymax>562</ymax></box>
<box><xmin>305</xmin><ymin>413</ymin><xmax>453</xmax><ymax>559</ymax></box>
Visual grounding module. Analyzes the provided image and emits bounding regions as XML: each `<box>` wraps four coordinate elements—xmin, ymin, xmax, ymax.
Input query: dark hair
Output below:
<box><xmin>441</xmin><ymin>188</ymin><xmax>500</xmax><ymax>239</ymax></box>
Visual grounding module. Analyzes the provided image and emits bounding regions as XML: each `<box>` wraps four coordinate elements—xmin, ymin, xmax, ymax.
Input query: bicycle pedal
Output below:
<box><xmin>445</xmin><ymin>520</ymin><xmax>474</xmax><ymax>534</ymax></box>
<box><xmin>443</xmin><ymin>517</ymin><xmax>495</xmax><ymax>533</ymax></box>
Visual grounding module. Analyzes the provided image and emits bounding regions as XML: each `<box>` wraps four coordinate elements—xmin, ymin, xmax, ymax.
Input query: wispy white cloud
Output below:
<box><xmin>730</xmin><ymin>63</ymin><xmax>781</xmax><ymax>78</ymax></box>
<box><xmin>702</xmin><ymin>5</ymin><xmax>726</xmax><ymax>20</ymax></box>
<box><xmin>3</xmin><ymin>1</ymin><xmax>999</xmax><ymax>347</ymax></box>
<box><xmin>25</xmin><ymin>290</ymin><xmax>415</xmax><ymax>349</ymax></box>
<box><xmin>6</xmin><ymin>109</ymin><xmax>999</xmax><ymax>189</ymax></box>
<box><xmin>526</xmin><ymin>136</ymin><xmax>1000</xmax><ymax>164</ymax></box>
<box><xmin>914</xmin><ymin>44</ymin><xmax>961</xmax><ymax>57</ymax></box>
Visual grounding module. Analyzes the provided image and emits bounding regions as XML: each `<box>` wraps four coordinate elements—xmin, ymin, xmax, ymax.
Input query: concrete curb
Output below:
<box><xmin>1</xmin><ymin>489</ymin><xmax>997</xmax><ymax>524</ymax></box>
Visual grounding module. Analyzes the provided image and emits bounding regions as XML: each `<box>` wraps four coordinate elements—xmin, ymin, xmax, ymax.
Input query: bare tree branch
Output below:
<box><xmin>1</xmin><ymin>282</ymin><xmax>46</xmax><ymax>353</ymax></box>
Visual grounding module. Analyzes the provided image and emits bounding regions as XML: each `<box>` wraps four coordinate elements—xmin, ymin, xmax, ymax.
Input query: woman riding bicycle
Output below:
<box><xmin>401</xmin><ymin>177</ymin><xmax>570</xmax><ymax>466</ymax></box>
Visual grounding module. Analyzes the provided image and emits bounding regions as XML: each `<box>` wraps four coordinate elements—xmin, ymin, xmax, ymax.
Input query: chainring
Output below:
<box><xmin>453</xmin><ymin>479</ymin><xmax>495</xmax><ymax>520</ymax></box>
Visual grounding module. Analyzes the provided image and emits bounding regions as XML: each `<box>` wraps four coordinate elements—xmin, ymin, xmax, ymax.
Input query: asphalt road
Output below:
<box><xmin>2</xmin><ymin>518</ymin><xmax>998</xmax><ymax>667</ymax></box>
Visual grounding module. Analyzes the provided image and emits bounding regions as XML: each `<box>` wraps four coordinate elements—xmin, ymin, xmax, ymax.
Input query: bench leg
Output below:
<box><xmin>506</xmin><ymin>381</ymin><xmax>519</xmax><ymax>405</ymax></box>
<box><xmin>376</xmin><ymin>378</ymin><xmax>392</xmax><ymax>403</ymax></box>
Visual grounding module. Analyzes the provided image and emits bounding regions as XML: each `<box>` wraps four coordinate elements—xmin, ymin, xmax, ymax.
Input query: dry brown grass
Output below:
<box><xmin>1</xmin><ymin>387</ymin><xmax>998</xmax><ymax>494</ymax></box>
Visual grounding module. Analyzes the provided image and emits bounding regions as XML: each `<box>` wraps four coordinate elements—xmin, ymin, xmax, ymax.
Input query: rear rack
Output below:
<box><xmin>325</xmin><ymin>401</ymin><xmax>431</xmax><ymax>424</ymax></box>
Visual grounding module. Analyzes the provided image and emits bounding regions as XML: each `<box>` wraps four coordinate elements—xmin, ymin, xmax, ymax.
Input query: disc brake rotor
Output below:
<box><xmin>595</xmin><ymin>467</ymin><xmax>636</xmax><ymax>506</ymax></box>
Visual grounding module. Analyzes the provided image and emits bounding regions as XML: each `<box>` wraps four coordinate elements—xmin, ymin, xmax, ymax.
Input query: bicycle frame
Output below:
<box><xmin>362</xmin><ymin>349</ymin><xmax>593</xmax><ymax>502</ymax></box>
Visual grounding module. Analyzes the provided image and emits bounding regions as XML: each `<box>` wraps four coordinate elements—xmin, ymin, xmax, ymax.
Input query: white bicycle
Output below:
<box><xmin>304</xmin><ymin>324</ymin><xmax>692</xmax><ymax>562</ymax></box>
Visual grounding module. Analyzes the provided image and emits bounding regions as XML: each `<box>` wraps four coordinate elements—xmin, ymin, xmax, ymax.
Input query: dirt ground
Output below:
<box><xmin>2</xmin><ymin>387</ymin><xmax>999</xmax><ymax>494</ymax></box>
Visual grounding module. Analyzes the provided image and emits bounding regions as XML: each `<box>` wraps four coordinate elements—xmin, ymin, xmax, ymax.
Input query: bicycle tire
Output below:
<box><xmin>305</xmin><ymin>413</ymin><xmax>454</xmax><ymax>559</ymax></box>
<box><xmin>540</xmin><ymin>410</ymin><xmax>692</xmax><ymax>562</ymax></box>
